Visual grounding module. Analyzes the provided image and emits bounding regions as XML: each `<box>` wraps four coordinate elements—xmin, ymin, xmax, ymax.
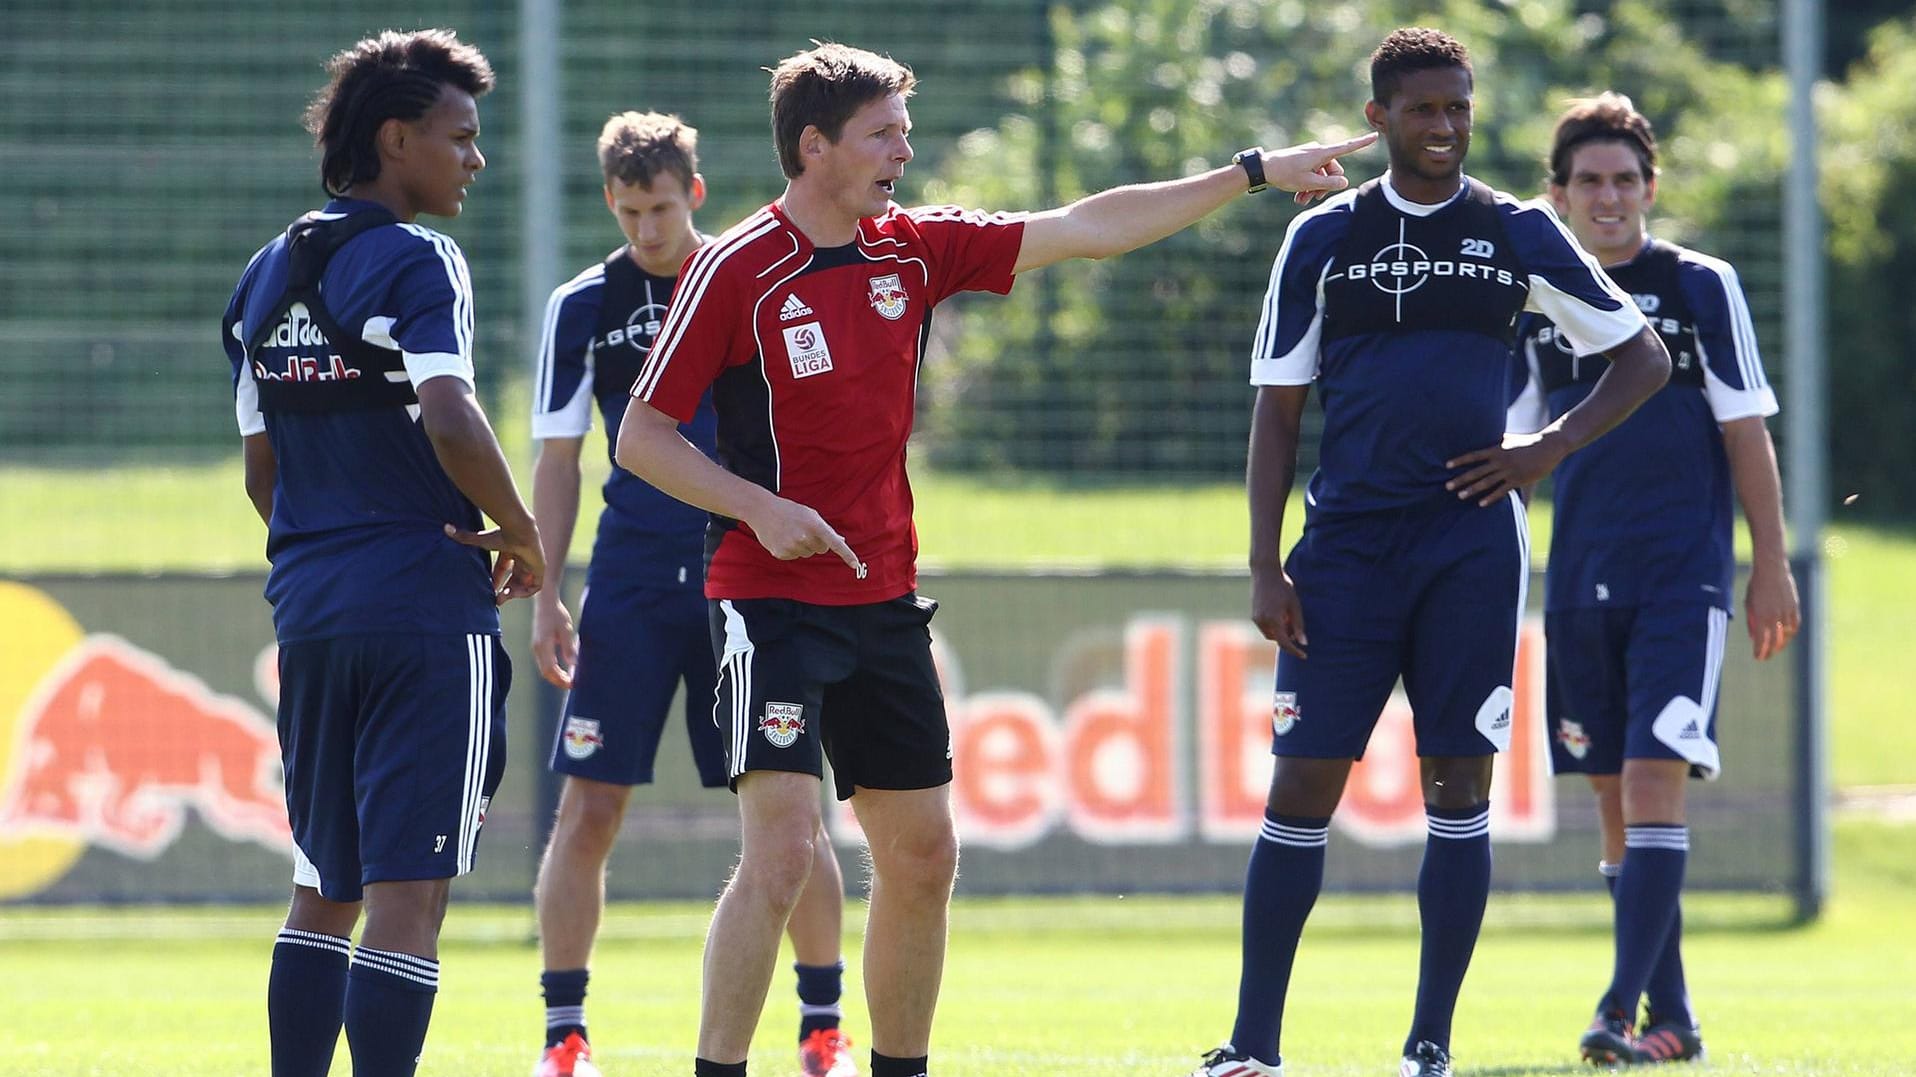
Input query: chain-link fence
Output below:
<box><xmin>4</xmin><ymin>1</ymin><xmax>1789</xmax><ymax>494</ymax></box>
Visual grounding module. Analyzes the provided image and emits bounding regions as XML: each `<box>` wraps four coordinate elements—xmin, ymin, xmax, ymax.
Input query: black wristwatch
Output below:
<box><xmin>1234</xmin><ymin>147</ymin><xmax>1268</xmax><ymax>194</ymax></box>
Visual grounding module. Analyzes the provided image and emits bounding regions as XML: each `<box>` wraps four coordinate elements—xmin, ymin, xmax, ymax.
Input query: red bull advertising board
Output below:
<box><xmin>1</xmin><ymin>571</ymin><xmax>1803</xmax><ymax>904</ymax></box>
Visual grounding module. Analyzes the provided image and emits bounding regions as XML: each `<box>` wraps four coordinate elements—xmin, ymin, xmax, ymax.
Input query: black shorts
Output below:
<box><xmin>709</xmin><ymin>593</ymin><xmax>950</xmax><ymax>800</ymax></box>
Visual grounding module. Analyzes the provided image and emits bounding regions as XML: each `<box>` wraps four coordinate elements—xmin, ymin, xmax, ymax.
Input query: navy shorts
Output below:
<box><xmin>710</xmin><ymin>593</ymin><xmax>950</xmax><ymax>801</ymax></box>
<box><xmin>550</xmin><ymin>578</ymin><xmax>725</xmax><ymax>788</ymax></box>
<box><xmin>1544</xmin><ymin>603</ymin><xmax>1727</xmax><ymax>779</ymax></box>
<box><xmin>277</xmin><ymin>632</ymin><xmax>509</xmax><ymax>902</ymax></box>
<box><xmin>1272</xmin><ymin>493</ymin><xmax>1529</xmax><ymax>760</ymax></box>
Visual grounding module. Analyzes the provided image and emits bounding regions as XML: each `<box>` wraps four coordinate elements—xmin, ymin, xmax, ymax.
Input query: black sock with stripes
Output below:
<box><xmin>345</xmin><ymin>945</ymin><xmax>440</xmax><ymax>1077</ymax></box>
<box><xmin>795</xmin><ymin>960</ymin><xmax>845</xmax><ymax>1041</ymax></box>
<box><xmin>269</xmin><ymin>928</ymin><xmax>351</xmax><ymax>1077</ymax></box>
<box><xmin>541</xmin><ymin>967</ymin><xmax>589</xmax><ymax>1047</ymax></box>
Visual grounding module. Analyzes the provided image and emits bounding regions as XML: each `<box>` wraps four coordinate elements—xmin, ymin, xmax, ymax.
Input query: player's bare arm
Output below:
<box><xmin>528</xmin><ymin>435</ymin><xmax>585</xmax><ymax>687</ymax></box>
<box><xmin>1011</xmin><ymin>134</ymin><xmax>1378</xmax><ymax>274</ymax></box>
<box><xmin>241</xmin><ymin>433</ymin><xmax>276</xmax><ymax>526</ymax></box>
<box><xmin>615</xmin><ymin>401</ymin><xmax>864</xmax><ymax>576</ymax></box>
<box><xmin>417</xmin><ymin>376</ymin><xmax>546</xmax><ymax>602</ymax></box>
<box><xmin>1446</xmin><ymin>324</ymin><xmax>1671</xmax><ymax>506</ymax></box>
<box><xmin>1248</xmin><ymin>384</ymin><xmax>1312</xmax><ymax>659</ymax></box>
<box><xmin>1722</xmin><ymin>415</ymin><xmax>1800</xmax><ymax>660</ymax></box>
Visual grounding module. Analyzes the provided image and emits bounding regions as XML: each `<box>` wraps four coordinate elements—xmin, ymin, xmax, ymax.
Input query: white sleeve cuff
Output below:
<box><xmin>1250</xmin><ymin>358</ymin><xmax>1314</xmax><ymax>386</ymax></box>
<box><xmin>403</xmin><ymin>351</ymin><xmax>475</xmax><ymax>390</ymax></box>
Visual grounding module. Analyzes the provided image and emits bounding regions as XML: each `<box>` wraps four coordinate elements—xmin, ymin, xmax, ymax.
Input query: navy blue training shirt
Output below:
<box><xmin>1510</xmin><ymin>237</ymin><xmax>1778</xmax><ymax>612</ymax></box>
<box><xmin>224</xmin><ymin>197</ymin><xmax>497</xmax><ymax>643</ymax></box>
<box><xmin>1251</xmin><ymin>175</ymin><xmax>1647</xmax><ymax>517</ymax></box>
<box><xmin>530</xmin><ymin>246</ymin><xmax>718</xmax><ymax>589</ymax></box>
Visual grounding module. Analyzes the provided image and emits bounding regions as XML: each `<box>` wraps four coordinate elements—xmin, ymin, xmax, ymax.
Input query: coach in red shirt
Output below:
<box><xmin>617</xmin><ymin>41</ymin><xmax>1371</xmax><ymax>1077</ymax></box>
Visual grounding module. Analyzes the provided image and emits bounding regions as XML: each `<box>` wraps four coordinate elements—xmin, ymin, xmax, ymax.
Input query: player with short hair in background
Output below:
<box><xmin>223</xmin><ymin>28</ymin><xmax>542</xmax><ymax>1077</ymax></box>
<box><xmin>614</xmin><ymin>40</ymin><xmax>1373</xmax><ymax>1077</ymax></box>
<box><xmin>527</xmin><ymin>110</ymin><xmax>857</xmax><ymax>1077</ymax></box>
<box><xmin>1508</xmin><ymin>91</ymin><xmax>1798</xmax><ymax>1067</ymax></box>
<box><xmin>1190</xmin><ymin>28</ymin><xmax>1672</xmax><ymax>1077</ymax></box>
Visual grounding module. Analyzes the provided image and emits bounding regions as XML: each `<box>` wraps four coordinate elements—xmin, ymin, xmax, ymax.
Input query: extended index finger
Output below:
<box><xmin>1313</xmin><ymin>132</ymin><xmax>1378</xmax><ymax>162</ymax></box>
<box><xmin>823</xmin><ymin>531</ymin><xmax>866</xmax><ymax>579</ymax></box>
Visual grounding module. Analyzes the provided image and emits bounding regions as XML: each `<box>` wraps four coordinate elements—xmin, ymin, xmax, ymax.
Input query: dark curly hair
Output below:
<box><xmin>304</xmin><ymin>28</ymin><xmax>495</xmax><ymax>197</ymax></box>
<box><xmin>1369</xmin><ymin>27</ymin><xmax>1472</xmax><ymax>105</ymax></box>
<box><xmin>1548</xmin><ymin>91</ymin><xmax>1659</xmax><ymax>187</ymax></box>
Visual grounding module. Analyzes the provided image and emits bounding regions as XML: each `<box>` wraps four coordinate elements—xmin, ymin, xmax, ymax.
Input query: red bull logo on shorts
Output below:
<box><xmin>1272</xmin><ymin>691</ymin><xmax>1301</xmax><ymax>737</ymax></box>
<box><xmin>759</xmin><ymin>702</ymin><xmax>805</xmax><ymax>748</ymax></box>
<box><xmin>561</xmin><ymin>716</ymin><xmax>604</xmax><ymax>760</ymax></box>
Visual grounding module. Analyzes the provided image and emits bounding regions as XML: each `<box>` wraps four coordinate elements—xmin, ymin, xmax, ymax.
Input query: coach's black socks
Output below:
<box><xmin>1601</xmin><ymin>824</ymin><xmax>1690</xmax><ymax>1020</ymax></box>
<box><xmin>541</xmin><ymin>967</ymin><xmax>590</xmax><ymax>1047</ymax></box>
<box><xmin>1229</xmin><ymin>810</ymin><xmax>1329</xmax><ymax>1066</ymax></box>
<box><xmin>345</xmin><ymin>945</ymin><xmax>439</xmax><ymax>1077</ymax></box>
<box><xmin>871</xmin><ymin>1050</ymin><xmax>929</xmax><ymax>1077</ymax></box>
<box><xmin>1404</xmin><ymin>803</ymin><xmax>1492</xmax><ymax>1055</ymax></box>
<box><xmin>268</xmin><ymin>928</ymin><xmax>350</xmax><ymax>1077</ymax></box>
<box><xmin>795</xmin><ymin>959</ymin><xmax>846</xmax><ymax>1041</ymax></box>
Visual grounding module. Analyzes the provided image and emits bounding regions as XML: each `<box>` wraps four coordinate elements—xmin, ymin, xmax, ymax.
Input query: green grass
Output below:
<box><xmin>2</xmin><ymin>816</ymin><xmax>1912</xmax><ymax>1075</ymax></box>
<box><xmin>6</xmin><ymin>459</ymin><xmax>1913</xmax><ymax>788</ymax></box>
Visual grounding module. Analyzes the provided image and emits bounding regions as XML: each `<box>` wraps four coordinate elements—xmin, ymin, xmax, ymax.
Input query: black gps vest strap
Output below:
<box><xmin>246</xmin><ymin>209</ymin><xmax>420</xmax><ymax>413</ymax></box>
<box><xmin>1535</xmin><ymin>239</ymin><xmax>1703</xmax><ymax>393</ymax></box>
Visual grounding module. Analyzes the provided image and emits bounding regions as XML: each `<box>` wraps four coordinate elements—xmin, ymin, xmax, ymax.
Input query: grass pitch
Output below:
<box><xmin>2</xmin><ymin>818</ymin><xmax>1912</xmax><ymax>1076</ymax></box>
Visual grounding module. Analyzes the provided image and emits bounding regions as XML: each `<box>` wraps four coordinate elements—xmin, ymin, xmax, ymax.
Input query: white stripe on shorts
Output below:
<box><xmin>458</xmin><ymin>634</ymin><xmax>493</xmax><ymax>874</ymax></box>
<box><xmin>717</xmin><ymin>601</ymin><xmax>755</xmax><ymax>779</ymax></box>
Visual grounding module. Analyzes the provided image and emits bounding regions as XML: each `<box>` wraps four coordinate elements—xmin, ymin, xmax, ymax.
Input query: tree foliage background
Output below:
<box><xmin>917</xmin><ymin>0</ymin><xmax>1916</xmax><ymax>516</ymax></box>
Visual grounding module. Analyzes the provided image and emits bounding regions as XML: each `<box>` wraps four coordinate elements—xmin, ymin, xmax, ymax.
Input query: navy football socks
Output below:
<box><xmin>541</xmin><ymin>967</ymin><xmax>590</xmax><ymax>1047</ymax></box>
<box><xmin>1404</xmin><ymin>803</ymin><xmax>1492</xmax><ymax>1055</ymax></box>
<box><xmin>795</xmin><ymin>959</ymin><xmax>846</xmax><ymax>1041</ymax></box>
<box><xmin>268</xmin><ymin>928</ymin><xmax>351</xmax><ymax>1077</ymax></box>
<box><xmin>344</xmin><ymin>945</ymin><xmax>439</xmax><ymax>1076</ymax></box>
<box><xmin>1603</xmin><ymin>859</ymin><xmax>1695</xmax><ymax>1029</ymax></box>
<box><xmin>695</xmin><ymin>1058</ymin><xmax>747</xmax><ymax>1077</ymax></box>
<box><xmin>1229</xmin><ymin>811</ymin><xmax>1330</xmax><ymax>1066</ymax></box>
<box><xmin>1600</xmin><ymin>824</ymin><xmax>1689</xmax><ymax>1019</ymax></box>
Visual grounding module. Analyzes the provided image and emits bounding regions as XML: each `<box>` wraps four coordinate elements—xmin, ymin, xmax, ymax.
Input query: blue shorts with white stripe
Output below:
<box><xmin>277</xmin><ymin>632</ymin><xmax>510</xmax><ymax>902</ymax></box>
<box><xmin>1271</xmin><ymin>491</ymin><xmax>1530</xmax><ymax>760</ymax></box>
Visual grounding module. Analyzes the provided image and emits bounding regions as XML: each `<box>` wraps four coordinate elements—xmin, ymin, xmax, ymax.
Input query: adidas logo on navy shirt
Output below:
<box><xmin>779</xmin><ymin>293</ymin><xmax>813</xmax><ymax>321</ymax></box>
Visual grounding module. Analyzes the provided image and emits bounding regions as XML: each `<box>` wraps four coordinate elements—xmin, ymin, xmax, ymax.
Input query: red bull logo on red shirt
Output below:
<box><xmin>867</xmin><ymin>273</ymin><xmax>909</xmax><ymax>320</ymax></box>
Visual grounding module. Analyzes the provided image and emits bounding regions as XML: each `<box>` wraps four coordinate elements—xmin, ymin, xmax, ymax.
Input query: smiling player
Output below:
<box><xmin>1509</xmin><ymin>92</ymin><xmax>1797</xmax><ymax>1067</ymax></box>
<box><xmin>1190</xmin><ymin>29</ymin><xmax>1672</xmax><ymax>1077</ymax></box>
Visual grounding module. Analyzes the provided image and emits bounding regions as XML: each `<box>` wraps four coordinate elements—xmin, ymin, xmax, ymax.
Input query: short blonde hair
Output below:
<box><xmin>597</xmin><ymin>111</ymin><xmax>698</xmax><ymax>190</ymax></box>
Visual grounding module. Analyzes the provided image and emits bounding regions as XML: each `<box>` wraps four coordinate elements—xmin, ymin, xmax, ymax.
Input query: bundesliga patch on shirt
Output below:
<box><xmin>781</xmin><ymin>322</ymin><xmax>833</xmax><ymax>379</ymax></box>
